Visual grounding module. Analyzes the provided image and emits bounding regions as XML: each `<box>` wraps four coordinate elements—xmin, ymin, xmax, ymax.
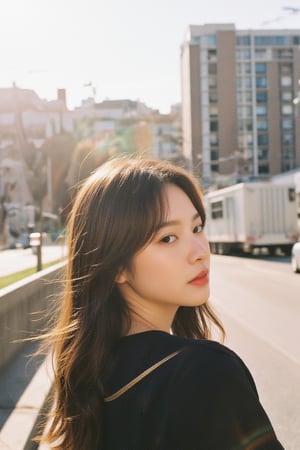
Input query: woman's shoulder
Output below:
<box><xmin>122</xmin><ymin>330</ymin><xmax>249</xmax><ymax>373</ymax></box>
<box><xmin>165</xmin><ymin>337</ymin><xmax>283</xmax><ymax>449</ymax></box>
<box><xmin>179</xmin><ymin>336</ymin><xmax>245</xmax><ymax>366</ymax></box>
<box><xmin>118</xmin><ymin>331</ymin><xmax>256</xmax><ymax>393</ymax></box>
<box><xmin>160</xmin><ymin>332</ymin><xmax>248</xmax><ymax>368</ymax></box>
<box><xmin>167</xmin><ymin>335</ymin><xmax>258</xmax><ymax>395</ymax></box>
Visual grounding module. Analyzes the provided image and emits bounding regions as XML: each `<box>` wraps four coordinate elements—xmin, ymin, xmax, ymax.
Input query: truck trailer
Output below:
<box><xmin>204</xmin><ymin>182</ymin><xmax>298</xmax><ymax>255</ymax></box>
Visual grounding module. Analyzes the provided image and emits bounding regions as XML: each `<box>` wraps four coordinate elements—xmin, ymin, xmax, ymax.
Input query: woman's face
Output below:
<box><xmin>117</xmin><ymin>183</ymin><xmax>210</xmax><ymax>324</ymax></box>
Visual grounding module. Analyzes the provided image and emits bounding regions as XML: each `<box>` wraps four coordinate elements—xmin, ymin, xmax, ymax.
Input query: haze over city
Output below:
<box><xmin>1</xmin><ymin>0</ymin><xmax>300</xmax><ymax>112</ymax></box>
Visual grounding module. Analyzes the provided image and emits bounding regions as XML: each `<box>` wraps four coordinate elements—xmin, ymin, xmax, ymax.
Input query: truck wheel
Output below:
<box><xmin>291</xmin><ymin>255</ymin><xmax>300</xmax><ymax>273</ymax></box>
<box><xmin>217</xmin><ymin>243</ymin><xmax>224</xmax><ymax>255</ymax></box>
<box><xmin>210</xmin><ymin>243</ymin><xmax>217</xmax><ymax>254</ymax></box>
<box><xmin>280</xmin><ymin>245</ymin><xmax>292</xmax><ymax>256</ymax></box>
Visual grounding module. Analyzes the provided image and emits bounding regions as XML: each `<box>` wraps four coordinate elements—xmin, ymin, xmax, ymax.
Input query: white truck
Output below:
<box><xmin>204</xmin><ymin>182</ymin><xmax>299</xmax><ymax>255</ymax></box>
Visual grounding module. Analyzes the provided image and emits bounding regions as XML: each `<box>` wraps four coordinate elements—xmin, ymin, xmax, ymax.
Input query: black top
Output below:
<box><xmin>103</xmin><ymin>331</ymin><xmax>284</xmax><ymax>450</ymax></box>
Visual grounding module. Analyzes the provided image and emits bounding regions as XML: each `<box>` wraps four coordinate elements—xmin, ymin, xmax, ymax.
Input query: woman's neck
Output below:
<box><xmin>124</xmin><ymin>315</ymin><xmax>172</xmax><ymax>336</ymax></box>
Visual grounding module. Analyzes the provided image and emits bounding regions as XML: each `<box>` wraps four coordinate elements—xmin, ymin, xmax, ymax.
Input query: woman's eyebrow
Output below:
<box><xmin>156</xmin><ymin>212</ymin><xmax>201</xmax><ymax>231</ymax></box>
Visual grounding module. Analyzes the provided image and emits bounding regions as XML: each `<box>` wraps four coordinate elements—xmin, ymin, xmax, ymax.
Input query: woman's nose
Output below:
<box><xmin>188</xmin><ymin>234</ymin><xmax>210</xmax><ymax>263</ymax></box>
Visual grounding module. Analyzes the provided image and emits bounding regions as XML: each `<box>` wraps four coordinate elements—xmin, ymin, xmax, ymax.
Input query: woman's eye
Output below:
<box><xmin>160</xmin><ymin>235</ymin><xmax>176</xmax><ymax>244</ymax></box>
<box><xmin>193</xmin><ymin>224</ymin><xmax>203</xmax><ymax>234</ymax></box>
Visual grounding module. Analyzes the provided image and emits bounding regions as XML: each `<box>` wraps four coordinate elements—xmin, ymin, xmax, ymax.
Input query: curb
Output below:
<box><xmin>0</xmin><ymin>354</ymin><xmax>53</xmax><ymax>450</ymax></box>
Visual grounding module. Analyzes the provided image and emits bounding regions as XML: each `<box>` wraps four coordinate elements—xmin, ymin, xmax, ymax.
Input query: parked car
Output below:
<box><xmin>291</xmin><ymin>241</ymin><xmax>300</xmax><ymax>273</ymax></box>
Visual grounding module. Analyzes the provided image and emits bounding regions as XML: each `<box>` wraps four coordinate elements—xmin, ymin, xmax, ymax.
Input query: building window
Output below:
<box><xmin>256</xmin><ymin>105</ymin><xmax>267</xmax><ymax>116</ymax></box>
<box><xmin>208</xmin><ymin>75</ymin><xmax>217</xmax><ymax>88</ymax></box>
<box><xmin>236</xmin><ymin>92</ymin><xmax>242</xmax><ymax>103</ymax></box>
<box><xmin>282</xmin><ymin>133</ymin><xmax>293</xmax><ymax>145</ymax></box>
<box><xmin>255</xmin><ymin>49</ymin><xmax>267</xmax><ymax>59</ymax></box>
<box><xmin>236</xmin><ymin>63</ymin><xmax>242</xmax><ymax>75</ymax></box>
<box><xmin>282</xmin><ymin>119</ymin><xmax>293</xmax><ymax>130</ymax></box>
<box><xmin>238</xmin><ymin>120</ymin><xmax>253</xmax><ymax>131</ymax></box>
<box><xmin>257</xmin><ymin>120</ymin><xmax>268</xmax><ymax>130</ymax></box>
<box><xmin>245</xmin><ymin>91</ymin><xmax>253</xmax><ymax>102</ymax></box>
<box><xmin>256</xmin><ymin>91</ymin><xmax>267</xmax><ymax>103</ymax></box>
<box><xmin>255</xmin><ymin>63</ymin><xmax>266</xmax><ymax>73</ymax></box>
<box><xmin>282</xmin><ymin>148</ymin><xmax>294</xmax><ymax>159</ymax></box>
<box><xmin>254</xmin><ymin>35</ymin><xmax>288</xmax><ymax>46</ymax></box>
<box><xmin>205</xmin><ymin>34</ymin><xmax>217</xmax><ymax>46</ymax></box>
<box><xmin>208</xmin><ymin>63</ymin><xmax>217</xmax><ymax>74</ymax></box>
<box><xmin>246</xmin><ymin>120</ymin><xmax>253</xmax><ymax>131</ymax></box>
<box><xmin>208</xmin><ymin>49</ymin><xmax>217</xmax><ymax>61</ymax></box>
<box><xmin>258</xmin><ymin>164</ymin><xmax>270</xmax><ymax>174</ymax></box>
<box><xmin>237</xmin><ymin>106</ymin><xmax>252</xmax><ymax>118</ymax></box>
<box><xmin>210</xmin><ymin>133</ymin><xmax>218</xmax><ymax>145</ymax></box>
<box><xmin>246</xmin><ymin>133</ymin><xmax>253</xmax><ymax>144</ymax></box>
<box><xmin>256</xmin><ymin>77</ymin><xmax>267</xmax><ymax>88</ymax></box>
<box><xmin>238</xmin><ymin>77</ymin><xmax>250</xmax><ymax>89</ymax></box>
<box><xmin>281</xmin><ymin>104</ymin><xmax>293</xmax><ymax>115</ymax></box>
<box><xmin>237</xmin><ymin>63</ymin><xmax>251</xmax><ymax>75</ymax></box>
<box><xmin>236</xmin><ymin>49</ymin><xmax>251</xmax><ymax>59</ymax></box>
<box><xmin>209</xmin><ymin>104</ymin><xmax>218</xmax><ymax>116</ymax></box>
<box><xmin>282</xmin><ymin>150</ymin><xmax>295</xmax><ymax>171</ymax></box>
<box><xmin>275</xmin><ymin>49</ymin><xmax>293</xmax><ymax>59</ymax></box>
<box><xmin>244</xmin><ymin>77</ymin><xmax>252</xmax><ymax>88</ymax></box>
<box><xmin>236</xmin><ymin>35</ymin><xmax>250</xmax><ymax>46</ymax></box>
<box><xmin>245</xmin><ymin>63</ymin><xmax>251</xmax><ymax>74</ymax></box>
<box><xmin>257</xmin><ymin>134</ymin><xmax>268</xmax><ymax>146</ymax></box>
<box><xmin>209</xmin><ymin>91</ymin><xmax>218</xmax><ymax>103</ymax></box>
<box><xmin>280</xmin><ymin>76</ymin><xmax>292</xmax><ymax>87</ymax></box>
<box><xmin>281</xmin><ymin>91</ymin><xmax>293</xmax><ymax>102</ymax></box>
<box><xmin>236</xmin><ymin>78</ymin><xmax>242</xmax><ymax>89</ymax></box>
<box><xmin>282</xmin><ymin>162</ymin><xmax>294</xmax><ymax>172</ymax></box>
<box><xmin>211</xmin><ymin>201</ymin><xmax>223</xmax><ymax>219</ymax></box>
<box><xmin>210</xmin><ymin>121</ymin><xmax>218</xmax><ymax>132</ymax></box>
<box><xmin>293</xmin><ymin>36</ymin><xmax>300</xmax><ymax>45</ymax></box>
<box><xmin>211</xmin><ymin>150</ymin><xmax>219</xmax><ymax>160</ymax></box>
<box><xmin>191</xmin><ymin>36</ymin><xmax>201</xmax><ymax>45</ymax></box>
<box><xmin>280</xmin><ymin>64</ymin><xmax>292</xmax><ymax>74</ymax></box>
<box><xmin>258</xmin><ymin>149</ymin><xmax>269</xmax><ymax>160</ymax></box>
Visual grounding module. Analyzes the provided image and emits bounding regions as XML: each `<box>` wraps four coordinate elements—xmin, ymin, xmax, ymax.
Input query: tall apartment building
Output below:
<box><xmin>181</xmin><ymin>24</ymin><xmax>300</xmax><ymax>186</ymax></box>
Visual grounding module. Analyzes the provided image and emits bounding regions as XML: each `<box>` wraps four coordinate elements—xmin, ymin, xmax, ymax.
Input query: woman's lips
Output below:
<box><xmin>189</xmin><ymin>270</ymin><xmax>209</xmax><ymax>286</ymax></box>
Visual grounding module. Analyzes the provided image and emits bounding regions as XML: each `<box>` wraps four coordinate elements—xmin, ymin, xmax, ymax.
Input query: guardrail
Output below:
<box><xmin>0</xmin><ymin>263</ymin><xmax>64</xmax><ymax>449</ymax></box>
<box><xmin>0</xmin><ymin>262</ymin><xmax>65</xmax><ymax>371</ymax></box>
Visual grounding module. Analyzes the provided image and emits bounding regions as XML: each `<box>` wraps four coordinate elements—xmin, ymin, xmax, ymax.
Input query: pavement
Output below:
<box><xmin>0</xmin><ymin>247</ymin><xmax>64</xmax><ymax>448</ymax></box>
<box><xmin>0</xmin><ymin>244</ymin><xmax>66</xmax><ymax>278</ymax></box>
<box><xmin>0</xmin><ymin>342</ymin><xmax>52</xmax><ymax>450</ymax></box>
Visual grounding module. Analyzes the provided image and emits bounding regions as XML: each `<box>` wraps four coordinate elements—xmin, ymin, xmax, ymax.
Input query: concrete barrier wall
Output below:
<box><xmin>0</xmin><ymin>262</ymin><xmax>65</xmax><ymax>372</ymax></box>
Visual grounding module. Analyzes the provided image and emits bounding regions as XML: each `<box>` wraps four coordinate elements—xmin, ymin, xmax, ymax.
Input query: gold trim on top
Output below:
<box><xmin>104</xmin><ymin>350</ymin><xmax>181</xmax><ymax>402</ymax></box>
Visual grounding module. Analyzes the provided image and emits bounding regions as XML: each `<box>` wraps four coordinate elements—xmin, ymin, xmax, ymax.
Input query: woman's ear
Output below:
<box><xmin>115</xmin><ymin>269</ymin><xmax>128</xmax><ymax>285</ymax></box>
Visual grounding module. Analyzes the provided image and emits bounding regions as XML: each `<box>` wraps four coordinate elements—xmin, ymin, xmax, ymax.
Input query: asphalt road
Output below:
<box><xmin>210</xmin><ymin>254</ymin><xmax>300</xmax><ymax>450</ymax></box>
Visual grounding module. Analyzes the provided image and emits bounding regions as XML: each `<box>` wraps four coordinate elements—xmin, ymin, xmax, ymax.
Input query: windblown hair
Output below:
<box><xmin>40</xmin><ymin>157</ymin><xmax>225</xmax><ymax>449</ymax></box>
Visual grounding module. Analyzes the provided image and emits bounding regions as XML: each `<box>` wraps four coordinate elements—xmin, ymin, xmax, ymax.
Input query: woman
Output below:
<box><xmin>40</xmin><ymin>157</ymin><xmax>284</xmax><ymax>449</ymax></box>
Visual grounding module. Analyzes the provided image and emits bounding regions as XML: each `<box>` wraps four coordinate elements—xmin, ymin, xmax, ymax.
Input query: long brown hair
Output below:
<box><xmin>40</xmin><ymin>157</ymin><xmax>224</xmax><ymax>449</ymax></box>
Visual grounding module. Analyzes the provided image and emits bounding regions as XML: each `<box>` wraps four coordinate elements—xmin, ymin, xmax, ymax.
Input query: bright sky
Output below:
<box><xmin>1</xmin><ymin>0</ymin><xmax>300</xmax><ymax>113</ymax></box>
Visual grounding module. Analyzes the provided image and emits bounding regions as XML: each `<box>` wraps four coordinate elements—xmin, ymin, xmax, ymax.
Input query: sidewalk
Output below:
<box><xmin>0</xmin><ymin>248</ymin><xmax>65</xmax><ymax>448</ymax></box>
<box><xmin>0</xmin><ymin>245</ymin><xmax>66</xmax><ymax>278</ymax></box>
<box><xmin>0</xmin><ymin>343</ymin><xmax>53</xmax><ymax>450</ymax></box>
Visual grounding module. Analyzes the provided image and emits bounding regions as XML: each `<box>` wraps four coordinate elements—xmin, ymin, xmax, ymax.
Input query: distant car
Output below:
<box><xmin>291</xmin><ymin>241</ymin><xmax>300</xmax><ymax>273</ymax></box>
